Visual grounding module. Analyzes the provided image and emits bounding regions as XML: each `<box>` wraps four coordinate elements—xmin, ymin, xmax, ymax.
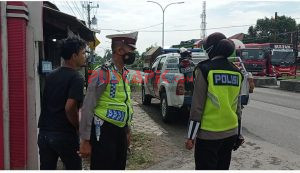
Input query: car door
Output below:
<box><xmin>147</xmin><ymin>57</ymin><xmax>160</xmax><ymax>95</ymax></box>
<box><xmin>154</xmin><ymin>56</ymin><xmax>167</xmax><ymax>97</ymax></box>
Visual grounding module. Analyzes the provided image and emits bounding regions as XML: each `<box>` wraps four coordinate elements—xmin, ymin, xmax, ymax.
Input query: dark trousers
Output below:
<box><xmin>194</xmin><ymin>135</ymin><xmax>237</xmax><ymax>170</ymax></box>
<box><xmin>38</xmin><ymin>131</ymin><xmax>82</xmax><ymax>170</ymax></box>
<box><xmin>90</xmin><ymin>121</ymin><xmax>128</xmax><ymax>170</ymax></box>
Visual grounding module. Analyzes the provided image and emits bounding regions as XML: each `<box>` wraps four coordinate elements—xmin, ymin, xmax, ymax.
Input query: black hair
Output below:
<box><xmin>203</xmin><ymin>32</ymin><xmax>235</xmax><ymax>59</ymax></box>
<box><xmin>213</xmin><ymin>39</ymin><xmax>235</xmax><ymax>58</ymax></box>
<box><xmin>60</xmin><ymin>37</ymin><xmax>86</xmax><ymax>60</ymax></box>
<box><xmin>180</xmin><ymin>51</ymin><xmax>192</xmax><ymax>58</ymax></box>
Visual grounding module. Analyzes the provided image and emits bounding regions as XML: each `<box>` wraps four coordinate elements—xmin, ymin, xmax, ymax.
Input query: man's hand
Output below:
<box><xmin>248</xmin><ymin>78</ymin><xmax>255</xmax><ymax>93</ymax></box>
<box><xmin>233</xmin><ymin>135</ymin><xmax>245</xmax><ymax>151</ymax></box>
<box><xmin>78</xmin><ymin>140</ymin><xmax>91</xmax><ymax>158</ymax></box>
<box><xmin>185</xmin><ymin>139</ymin><xmax>194</xmax><ymax>150</ymax></box>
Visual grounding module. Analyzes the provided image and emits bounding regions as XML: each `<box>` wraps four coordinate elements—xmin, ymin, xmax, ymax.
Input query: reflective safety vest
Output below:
<box><xmin>201</xmin><ymin>70</ymin><xmax>242</xmax><ymax>132</ymax></box>
<box><xmin>94</xmin><ymin>66</ymin><xmax>133</xmax><ymax>127</ymax></box>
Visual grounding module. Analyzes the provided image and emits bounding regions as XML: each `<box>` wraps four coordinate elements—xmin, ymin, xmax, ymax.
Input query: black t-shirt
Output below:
<box><xmin>38</xmin><ymin>67</ymin><xmax>84</xmax><ymax>135</ymax></box>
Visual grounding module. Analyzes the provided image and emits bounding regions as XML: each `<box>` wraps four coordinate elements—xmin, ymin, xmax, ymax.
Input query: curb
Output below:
<box><xmin>253</xmin><ymin>77</ymin><xmax>277</xmax><ymax>87</ymax></box>
<box><xmin>279</xmin><ymin>80</ymin><xmax>300</xmax><ymax>92</ymax></box>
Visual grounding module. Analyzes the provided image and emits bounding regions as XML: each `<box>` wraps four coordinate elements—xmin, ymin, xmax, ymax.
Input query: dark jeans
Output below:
<box><xmin>38</xmin><ymin>130</ymin><xmax>82</xmax><ymax>170</ymax></box>
<box><xmin>90</xmin><ymin>121</ymin><xmax>128</xmax><ymax>170</ymax></box>
<box><xmin>194</xmin><ymin>135</ymin><xmax>237</xmax><ymax>170</ymax></box>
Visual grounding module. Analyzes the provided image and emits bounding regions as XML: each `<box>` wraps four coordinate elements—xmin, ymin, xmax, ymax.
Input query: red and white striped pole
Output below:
<box><xmin>6</xmin><ymin>1</ymin><xmax>28</xmax><ymax>169</ymax></box>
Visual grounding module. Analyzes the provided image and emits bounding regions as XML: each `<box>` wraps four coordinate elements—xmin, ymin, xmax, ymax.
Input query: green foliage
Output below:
<box><xmin>90</xmin><ymin>49</ymin><xmax>112</xmax><ymax>70</ymax></box>
<box><xmin>103</xmin><ymin>49</ymin><xmax>112</xmax><ymax>62</ymax></box>
<box><xmin>244</xmin><ymin>15</ymin><xmax>298</xmax><ymax>44</ymax></box>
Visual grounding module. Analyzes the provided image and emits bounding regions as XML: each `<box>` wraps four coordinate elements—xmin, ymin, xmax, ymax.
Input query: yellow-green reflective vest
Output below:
<box><xmin>94</xmin><ymin>67</ymin><xmax>133</xmax><ymax>127</ymax></box>
<box><xmin>201</xmin><ymin>70</ymin><xmax>242</xmax><ymax>132</ymax></box>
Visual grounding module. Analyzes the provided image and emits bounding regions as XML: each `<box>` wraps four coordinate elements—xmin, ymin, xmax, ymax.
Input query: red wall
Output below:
<box><xmin>0</xmin><ymin>4</ymin><xmax>4</xmax><ymax>170</ymax></box>
<box><xmin>7</xmin><ymin>1</ymin><xmax>28</xmax><ymax>169</ymax></box>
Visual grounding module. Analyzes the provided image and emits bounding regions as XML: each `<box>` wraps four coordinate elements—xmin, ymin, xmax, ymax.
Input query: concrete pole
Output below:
<box><xmin>1</xmin><ymin>1</ymin><xmax>10</xmax><ymax>169</ymax></box>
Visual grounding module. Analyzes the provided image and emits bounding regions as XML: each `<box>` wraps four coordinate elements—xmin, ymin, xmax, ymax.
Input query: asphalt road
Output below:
<box><xmin>242</xmin><ymin>87</ymin><xmax>300</xmax><ymax>155</ymax></box>
<box><xmin>133</xmin><ymin>86</ymin><xmax>300</xmax><ymax>169</ymax></box>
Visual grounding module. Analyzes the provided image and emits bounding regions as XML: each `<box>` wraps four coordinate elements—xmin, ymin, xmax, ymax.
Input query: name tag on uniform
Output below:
<box><xmin>106</xmin><ymin>109</ymin><xmax>125</xmax><ymax>122</ymax></box>
<box><xmin>213</xmin><ymin>73</ymin><xmax>239</xmax><ymax>86</ymax></box>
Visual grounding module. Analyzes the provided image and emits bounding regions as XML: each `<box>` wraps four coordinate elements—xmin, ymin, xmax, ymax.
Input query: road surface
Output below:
<box><xmin>132</xmin><ymin>87</ymin><xmax>300</xmax><ymax>169</ymax></box>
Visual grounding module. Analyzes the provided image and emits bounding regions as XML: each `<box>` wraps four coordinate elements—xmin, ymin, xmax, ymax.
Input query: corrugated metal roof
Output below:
<box><xmin>145</xmin><ymin>46</ymin><xmax>162</xmax><ymax>56</ymax></box>
<box><xmin>43</xmin><ymin>6</ymin><xmax>95</xmax><ymax>42</ymax></box>
<box><xmin>229</xmin><ymin>33</ymin><xmax>245</xmax><ymax>41</ymax></box>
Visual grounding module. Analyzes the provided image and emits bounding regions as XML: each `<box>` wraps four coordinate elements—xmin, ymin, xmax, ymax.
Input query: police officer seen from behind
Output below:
<box><xmin>185</xmin><ymin>32</ymin><xmax>244</xmax><ymax>170</ymax></box>
<box><xmin>38</xmin><ymin>37</ymin><xmax>86</xmax><ymax>170</ymax></box>
<box><xmin>78</xmin><ymin>32</ymin><xmax>138</xmax><ymax>170</ymax></box>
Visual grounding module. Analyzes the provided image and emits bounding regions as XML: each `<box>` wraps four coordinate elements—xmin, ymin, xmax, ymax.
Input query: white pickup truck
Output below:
<box><xmin>142</xmin><ymin>51</ymin><xmax>207</xmax><ymax>122</ymax></box>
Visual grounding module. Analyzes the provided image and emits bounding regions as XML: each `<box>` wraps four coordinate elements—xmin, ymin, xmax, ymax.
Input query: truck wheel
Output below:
<box><xmin>160</xmin><ymin>92</ymin><xmax>172</xmax><ymax>123</ymax></box>
<box><xmin>142</xmin><ymin>85</ymin><xmax>151</xmax><ymax>105</ymax></box>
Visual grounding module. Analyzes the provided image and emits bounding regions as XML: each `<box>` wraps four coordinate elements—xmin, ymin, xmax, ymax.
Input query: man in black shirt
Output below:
<box><xmin>38</xmin><ymin>37</ymin><xmax>86</xmax><ymax>170</ymax></box>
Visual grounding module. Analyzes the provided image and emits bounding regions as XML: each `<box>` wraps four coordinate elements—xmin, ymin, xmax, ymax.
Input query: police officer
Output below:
<box><xmin>185</xmin><ymin>32</ymin><xmax>244</xmax><ymax>170</ymax></box>
<box><xmin>178</xmin><ymin>47</ymin><xmax>194</xmax><ymax>91</ymax></box>
<box><xmin>78</xmin><ymin>31</ymin><xmax>138</xmax><ymax>170</ymax></box>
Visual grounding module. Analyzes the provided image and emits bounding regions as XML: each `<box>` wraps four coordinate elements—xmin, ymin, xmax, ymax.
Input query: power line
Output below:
<box><xmin>94</xmin><ymin>2</ymin><xmax>99</xmax><ymax>16</ymax></box>
<box><xmin>207</xmin><ymin>24</ymin><xmax>254</xmax><ymax>31</ymax></box>
<box><xmin>80</xmin><ymin>1</ymin><xmax>87</xmax><ymax>23</ymax></box>
<box><xmin>72</xmin><ymin>1</ymin><xmax>85</xmax><ymax>20</ymax></box>
<box><xmin>90</xmin><ymin>2</ymin><xmax>98</xmax><ymax>17</ymax></box>
<box><xmin>64</xmin><ymin>1</ymin><xmax>77</xmax><ymax>17</ymax></box>
<box><xmin>99</xmin><ymin>24</ymin><xmax>255</xmax><ymax>33</ymax></box>
<box><xmin>133</xmin><ymin>23</ymin><xmax>162</xmax><ymax>30</ymax></box>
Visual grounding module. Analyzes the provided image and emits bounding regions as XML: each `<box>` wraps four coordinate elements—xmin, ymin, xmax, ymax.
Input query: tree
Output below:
<box><xmin>103</xmin><ymin>49</ymin><xmax>112</xmax><ymax>62</ymax></box>
<box><xmin>90</xmin><ymin>55</ymin><xmax>102</xmax><ymax>70</ymax></box>
<box><xmin>244</xmin><ymin>15</ymin><xmax>297</xmax><ymax>44</ymax></box>
<box><xmin>248</xmin><ymin>26</ymin><xmax>256</xmax><ymax>38</ymax></box>
<box><xmin>90</xmin><ymin>49</ymin><xmax>112</xmax><ymax>70</ymax></box>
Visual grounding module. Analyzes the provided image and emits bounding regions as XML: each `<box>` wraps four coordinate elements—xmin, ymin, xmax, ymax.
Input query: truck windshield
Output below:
<box><xmin>271</xmin><ymin>50</ymin><xmax>295</xmax><ymax>65</ymax></box>
<box><xmin>241</xmin><ymin>49</ymin><xmax>264</xmax><ymax>60</ymax></box>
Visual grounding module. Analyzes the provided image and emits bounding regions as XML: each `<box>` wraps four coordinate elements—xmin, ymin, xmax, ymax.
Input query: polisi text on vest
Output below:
<box><xmin>213</xmin><ymin>73</ymin><xmax>239</xmax><ymax>86</ymax></box>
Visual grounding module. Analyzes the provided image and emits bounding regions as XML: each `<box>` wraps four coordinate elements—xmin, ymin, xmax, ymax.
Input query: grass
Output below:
<box><xmin>126</xmin><ymin>132</ymin><xmax>155</xmax><ymax>170</ymax></box>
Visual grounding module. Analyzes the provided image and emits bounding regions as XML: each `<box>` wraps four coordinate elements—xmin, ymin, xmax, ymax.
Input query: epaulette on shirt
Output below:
<box><xmin>193</xmin><ymin>59</ymin><xmax>209</xmax><ymax>82</ymax></box>
<box><xmin>195</xmin><ymin>59</ymin><xmax>210</xmax><ymax>74</ymax></box>
<box><xmin>196</xmin><ymin>59</ymin><xmax>210</xmax><ymax>68</ymax></box>
<box><xmin>194</xmin><ymin>59</ymin><xmax>211</xmax><ymax>83</ymax></box>
<box><xmin>100</xmin><ymin>60</ymin><xmax>113</xmax><ymax>71</ymax></box>
<box><xmin>93</xmin><ymin>61</ymin><xmax>111</xmax><ymax>86</ymax></box>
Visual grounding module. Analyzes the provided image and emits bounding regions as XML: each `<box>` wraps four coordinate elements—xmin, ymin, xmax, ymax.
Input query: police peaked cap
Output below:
<box><xmin>106</xmin><ymin>31</ymin><xmax>138</xmax><ymax>49</ymax></box>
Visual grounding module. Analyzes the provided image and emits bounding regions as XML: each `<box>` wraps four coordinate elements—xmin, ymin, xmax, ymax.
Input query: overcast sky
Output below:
<box><xmin>53</xmin><ymin>0</ymin><xmax>300</xmax><ymax>56</ymax></box>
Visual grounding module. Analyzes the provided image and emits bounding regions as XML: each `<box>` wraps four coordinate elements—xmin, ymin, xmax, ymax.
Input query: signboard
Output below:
<box><xmin>42</xmin><ymin>61</ymin><xmax>52</xmax><ymax>73</ymax></box>
<box><xmin>272</xmin><ymin>44</ymin><xmax>292</xmax><ymax>49</ymax></box>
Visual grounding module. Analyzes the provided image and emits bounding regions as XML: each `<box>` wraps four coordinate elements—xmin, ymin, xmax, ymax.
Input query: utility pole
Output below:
<box><xmin>87</xmin><ymin>2</ymin><xmax>91</xmax><ymax>28</ymax></box>
<box><xmin>296</xmin><ymin>29</ymin><xmax>299</xmax><ymax>67</ymax></box>
<box><xmin>83</xmin><ymin>2</ymin><xmax>99</xmax><ymax>28</ymax></box>
<box><xmin>147</xmin><ymin>1</ymin><xmax>184</xmax><ymax>48</ymax></box>
<box><xmin>82</xmin><ymin>2</ymin><xmax>99</xmax><ymax>89</ymax></box>
<box><xmin>274</xmin><ymin>12</ymin><xmax>278</xmax><ymax>42</ymax></box>
<box><xmin>293</xmin><ymin>29</ymin><xmax>299</xmax><ymax>69</ymax></box>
